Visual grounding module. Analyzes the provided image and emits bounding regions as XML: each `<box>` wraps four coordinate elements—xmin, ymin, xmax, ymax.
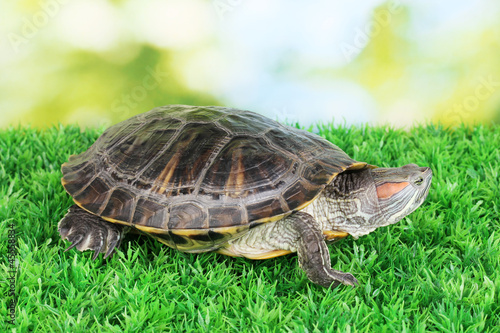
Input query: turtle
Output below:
<box><xmin>58</xmin><ymin>105</ymin><xmax>432</xmax><ymax>288</ymax></box>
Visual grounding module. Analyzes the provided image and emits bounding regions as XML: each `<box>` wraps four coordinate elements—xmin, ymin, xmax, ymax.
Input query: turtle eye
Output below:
<box><xmin>414</xmin><ymin>177</ymin><xmax>423</xmax><ymax>186</ymax></box>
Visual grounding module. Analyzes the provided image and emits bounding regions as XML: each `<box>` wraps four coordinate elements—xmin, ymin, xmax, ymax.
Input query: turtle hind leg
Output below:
<box><xmin>58</xmin><ymin>205</ymin><xmax>126</xmax><ymax>260</ymax></box>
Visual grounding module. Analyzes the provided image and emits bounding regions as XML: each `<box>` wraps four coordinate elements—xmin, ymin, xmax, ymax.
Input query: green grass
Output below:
<box><xmin>1</xmin><ymin>123</ymin><xmax>499</xmax><ymax>332</ymax></box>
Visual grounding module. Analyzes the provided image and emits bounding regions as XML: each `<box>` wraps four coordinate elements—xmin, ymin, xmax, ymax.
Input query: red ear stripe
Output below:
<box><xmin>376</xmin><ymin>182</ymin><xmax>410</xmax><ymax>199</ymax></box>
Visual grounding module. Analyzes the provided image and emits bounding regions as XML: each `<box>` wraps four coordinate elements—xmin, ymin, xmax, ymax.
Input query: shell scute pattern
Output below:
<box><xmin>62</xmin><ymin>105</ymin><xmax>359</xmax><ymax>250</ymax></box>
<box><xmin>109</xmin><ymin>119</ymin><xmax>184</xmax><ymax>175</ymax></box>
<box><xmin>201</xmin><ymin>135</ymin><xmax>292</xmax><ymax>194</ymax></box>
<box><xmin>72</xmin><ymin>177</ymin><xmax>111</xmax><ymax>213</ymax></box>
<box><xmin>100</xmin><ymin>188</ymin><xmax>135</xmax><ymax>221</ymax></box>
<box><xmin>168</xmin><ymin>202</ymin><xmax>207</xmax><ymax>229</ymax></box>
<box><xmin>217</xmin><ymin>112</ymin><xmax>271</xmax><ymax>135</ymax></box>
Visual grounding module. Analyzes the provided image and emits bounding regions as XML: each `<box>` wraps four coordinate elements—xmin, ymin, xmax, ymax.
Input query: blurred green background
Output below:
<box><xmin>1</xmin><ymin>0</ymin><xmax>499</xmax><ymax>128</ymax></box>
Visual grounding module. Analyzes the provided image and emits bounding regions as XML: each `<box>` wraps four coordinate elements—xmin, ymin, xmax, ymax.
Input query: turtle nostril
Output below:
<box><xmin>402</xmin><ymin>163</ymin><xmax>418</xmax><ymax>169</ymax></box>
<box><xmin>420</xmin><ymin>167</ymin><xmax>431</xmax><ymax>174</ymax></box>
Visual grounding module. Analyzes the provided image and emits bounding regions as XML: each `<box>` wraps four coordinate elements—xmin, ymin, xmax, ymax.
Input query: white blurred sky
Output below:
<box><xmin>0</xmin><ymin>0</ymin><xmax>498</xmax><ymax>127</ymax></box>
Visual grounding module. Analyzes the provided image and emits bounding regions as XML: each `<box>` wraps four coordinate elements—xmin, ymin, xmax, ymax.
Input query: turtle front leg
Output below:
<box><xmin>291</xmin><ymin>213</ymin><xmax>358</xmax><ymax>288</ymax></box>
<box><xmin>225</xmin><ymin>212</ymin><xmax>358</xmax><ymax>288</ymax></box>
<box><xmin>58</xmin><ymin>205</ymin><xmax>127</xmax><ymax>260</ymax></box>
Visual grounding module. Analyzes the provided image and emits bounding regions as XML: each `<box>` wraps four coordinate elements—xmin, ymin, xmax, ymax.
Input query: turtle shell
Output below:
<box><xmin>62</xmin><ymin>105</ymin><xmax>367</xmax><ymax>252</ymax></box>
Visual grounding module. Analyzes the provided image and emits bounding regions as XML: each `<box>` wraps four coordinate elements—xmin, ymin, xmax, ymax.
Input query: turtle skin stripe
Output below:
<box><xmin>61</xmin><ymin>105</ymin><xmax>365</xmax><ymax>251</ymax></box>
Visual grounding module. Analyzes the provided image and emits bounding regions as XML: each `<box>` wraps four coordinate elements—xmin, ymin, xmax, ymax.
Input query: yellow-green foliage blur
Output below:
<box><xmin>1</xmin><ymin>0</ymin><xmax>499</xmax><ymax>128</ymax></box>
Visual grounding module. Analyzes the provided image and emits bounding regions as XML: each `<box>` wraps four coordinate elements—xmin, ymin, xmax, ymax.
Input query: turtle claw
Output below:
<box><xmin>92</xmin><ymin>241</ymin><xmax>104</xmax><ymax>261</ymax></box>
<box><xmin>103</xmin><ymin>234</ymin><xmax>121</xmax><ymax>259</ymax></box>
<box><xmin>64</xmin><ymin>234</ymin><xmax>84</xmax><ymax>252</ymax></box>
<box><xmin>103</xmin><ymin>223</ymin><xmax>125</xmax><ymax>259</ymax></box>
<box><xmin>339</xmin><ymin>273</ymin><xmax>358</xmax><ymax>287</ymax></box>
<box><xmin>58</xmin><ymin>205</ymin><xmax>126</xmax><ymax>260</ymax></box>
<box><xmin>103</xmin><ymin>248</ymin><xmax>115</xmax><ymax>260</ymax></box>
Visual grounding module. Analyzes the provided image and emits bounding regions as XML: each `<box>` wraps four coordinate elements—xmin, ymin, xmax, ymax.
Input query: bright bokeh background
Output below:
<box><xmin>1</xmin><ymin>0</ymin><xmax>499</xmax><ymax>128</ymax></box>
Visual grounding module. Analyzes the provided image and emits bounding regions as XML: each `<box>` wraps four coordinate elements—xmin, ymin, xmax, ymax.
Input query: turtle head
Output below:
<box><xmin>372</xmin><ymin>163</ymin><xmax>432</xmax><ymax>225</ymax></box>
<box><xmin>307</xmin><ymin>163</ymin><xmax>432</xmax><ymax>239</ymax></box>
